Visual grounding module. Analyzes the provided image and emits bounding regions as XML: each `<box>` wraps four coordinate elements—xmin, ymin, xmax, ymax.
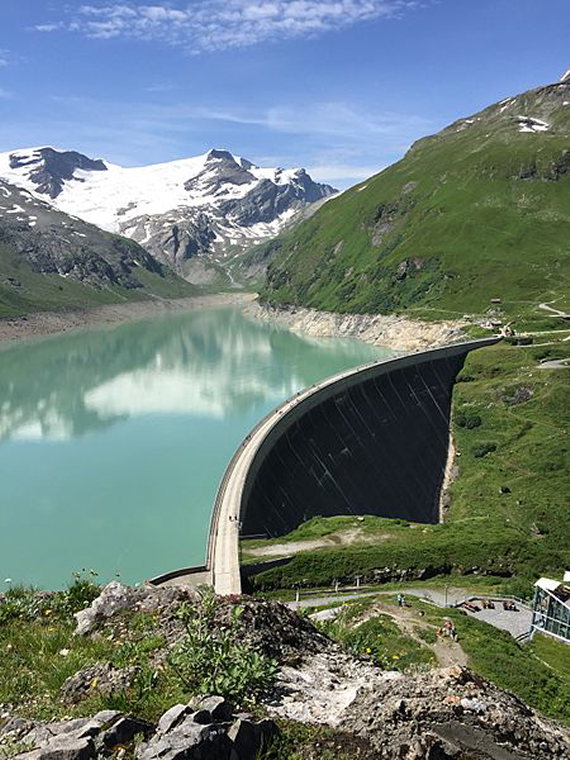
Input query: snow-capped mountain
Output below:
<box><xmin>0</xmin><ymin>147</ymin><xmax>336</xmax><ymax>282</ymax></box>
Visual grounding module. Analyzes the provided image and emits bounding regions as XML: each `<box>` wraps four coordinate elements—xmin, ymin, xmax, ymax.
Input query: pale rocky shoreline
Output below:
<box><xmin>0</xmin><ymin>292</ymin><xmax>256</xmax><ymax>345</ymax></box>
<box><xmin>244</xmin><ymin>300</ymin><xmax>469</xmax><ymax>352</ymax></box>
<box><xmin>0</xmin><ymin>291</ymin><xmax>470</xmax><ymax>353</ymax></box>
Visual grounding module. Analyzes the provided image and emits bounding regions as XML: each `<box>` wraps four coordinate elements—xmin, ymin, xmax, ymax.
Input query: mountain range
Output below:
<box><xmin>2</xmin><ymin>74</ymin><xmax>570</xmax><ymax>324</ymax></box>
<box><xmin>261</xmin><ymin>75</ymin><xmax>570</xmax><ymax>325</ymax></box>
<box><xmin>0</xmin><ymin>147</ymin><xmax>335</xmax><ymax>285</ymax></box>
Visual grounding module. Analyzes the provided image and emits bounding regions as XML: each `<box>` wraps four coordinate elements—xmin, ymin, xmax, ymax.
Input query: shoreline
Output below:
<box><xmin>0</xmin><ymin>291</ymin><xmax>256</xmax><ymax>345</ymax></box>
<box><xmin>244</xmin><ymin>300</ymin><xmax>468</xmax><ymax>352</ymax></box>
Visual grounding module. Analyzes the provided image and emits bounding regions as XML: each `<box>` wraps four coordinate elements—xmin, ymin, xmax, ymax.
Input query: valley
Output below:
<box><xmin>1</xmin><ymin>48</ymin><xmax>569</xmax><ymax>759</ymax></box>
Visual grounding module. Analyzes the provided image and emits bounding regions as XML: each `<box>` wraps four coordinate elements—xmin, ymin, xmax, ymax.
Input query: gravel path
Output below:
<box><xmin>288</xmin><ymin>587</ymin><xmax>533</xmax><ymax>639</ymax></box>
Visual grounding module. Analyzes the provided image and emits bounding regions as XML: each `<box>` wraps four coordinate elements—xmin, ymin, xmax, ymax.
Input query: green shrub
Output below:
<box><xmin>472</xmin><ymin>443</ymin><xmax>497</xmax><ymax>458</ymax></box>
<box><xmin>0</xmin><ymin>573</ymin><xmax>101</xmax><ymax>626</ymax></box>
<box><xmin>456</xmin><ymin>411</ymin><xmax>482</xmax><ymax>429</ymax></box>
<box><xmin>169</xmin><ymin>589</ymin><xmax>277</xmax><ymax>705</ymax></box>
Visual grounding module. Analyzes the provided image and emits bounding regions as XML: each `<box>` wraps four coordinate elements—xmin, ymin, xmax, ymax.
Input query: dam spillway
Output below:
<box><xmin>207</xmin><ymin>337</ymin><xmax>498</xmax><ymax>595</ymax></box>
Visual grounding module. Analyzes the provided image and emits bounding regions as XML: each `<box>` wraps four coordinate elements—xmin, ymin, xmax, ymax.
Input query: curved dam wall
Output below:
<box><xmin>149</xmin><ymin>337</ymin><xmax>497</xmax><ymax>594</ymax></box>
<box><xmin>239</xmin><ymin>339</ymin><xmax>497</xmax><ymax>539</ymax></box>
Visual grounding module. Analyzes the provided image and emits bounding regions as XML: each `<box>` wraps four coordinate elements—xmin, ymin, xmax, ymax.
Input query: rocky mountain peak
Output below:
<box><xmin>205</xmin><ymin>148</ymin><xmax>238</xmax><ymax>163</ymax></box>
<box><xmin>8</xmin><ymin>147</ymin><xmax>107</xmax><ymax>199</ymax></box>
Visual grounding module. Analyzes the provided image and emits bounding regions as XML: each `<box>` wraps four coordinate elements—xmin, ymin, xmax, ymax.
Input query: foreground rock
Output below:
<box><xmin>342</xmin><ymin>666</ymin><xmax>570</xmax><ymax>759</ymax></box>
<box><xmin>73</xmin><ymin>581</ymin><xmax>193</xmax><ymax>636</ymax></box>
<box><xmin>2</xmin><ymin>584</ymin><xmax>568</xmax><ymax>760</ymax></box>
<box><xmin>0</xmin><ymin>702</ymin><xmax>277</xmax><ymax>760</ymax></box>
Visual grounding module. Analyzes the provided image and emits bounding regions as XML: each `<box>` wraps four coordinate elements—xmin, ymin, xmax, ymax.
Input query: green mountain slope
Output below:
<box><xmin>0</xmin><ymin>180</ymin><xmax>196</xmax><ymax>318</ymax></box>
<box><xmin>262</xmin><ymin>80</ymin><xmax>570</xmax><ymax>323</ymax></box>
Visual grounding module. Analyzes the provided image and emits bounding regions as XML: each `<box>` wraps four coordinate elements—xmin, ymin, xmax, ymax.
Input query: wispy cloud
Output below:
<box><xmin>0</xmin><ymin>93</ymin><xmax>436</xmax><ymax>185</ymax></box>
<box><xmin>0</xmin><ymin>50</ymin><xmax>10</xmax><ymax>67</ymax></box>
<box><xmin>33</xmin><ymin>1</ymin><xmax>422</xmax><ymax>52</ymax></box>
<box><xmin>195</xmin><ymin>101</ymin><xmax>432</xmax><ymax>140</ymax></box>
<box><xmin>33</xmin><ymin>24</ymin><xmax>63</xmax><ymax>33</ymax></box>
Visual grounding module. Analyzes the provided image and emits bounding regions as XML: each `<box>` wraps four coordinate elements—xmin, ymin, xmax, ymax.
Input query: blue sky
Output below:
<box><xmin>0</xmin><ymin>0</ymin><xmax>569</xmax><ymax>187</ymax></box>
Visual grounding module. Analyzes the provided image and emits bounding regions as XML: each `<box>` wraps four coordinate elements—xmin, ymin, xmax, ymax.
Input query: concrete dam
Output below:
<box><xmin>242</xmin><ymin>344</ymin><xmax>477</xmax><ymax>537</ymax></box>
<box><xmin>151</xmin><ymin>337</ymin><xmax>498</xmax><ymax>595</ymax></box>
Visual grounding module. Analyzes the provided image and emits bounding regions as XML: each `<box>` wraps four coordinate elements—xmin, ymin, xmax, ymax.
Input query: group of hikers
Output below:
<box><xmin>395</xmin><ymin>593</ymin><xmax>458</xmax><ymax>640</ymax></box>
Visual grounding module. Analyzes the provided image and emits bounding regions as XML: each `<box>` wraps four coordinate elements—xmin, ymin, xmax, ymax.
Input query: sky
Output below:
<box><xmin>0</xmin><ymin>0</ymin><xmax>569</xmax><ymax>188</ymax></box>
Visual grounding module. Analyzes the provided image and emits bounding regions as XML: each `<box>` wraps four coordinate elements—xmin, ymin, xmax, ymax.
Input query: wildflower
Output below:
<box><xmin>59</xmin><ymin>648</ymin><xmax>70</xmax><ymax>657</ymax></box>
<box><xmin>365</xmin><ymin>647</ymin><xmax>372</xmax><ymax>654</ymax></box>
<box><xmin>44</xmin><ymin>609</ymin><xmax>53</xmax><ymax>616</ymax></box>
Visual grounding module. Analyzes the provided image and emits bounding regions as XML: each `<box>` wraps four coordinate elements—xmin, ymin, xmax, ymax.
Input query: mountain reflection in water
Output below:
<box><xmin>0</xmin><ymin>307</ymin><xmax>391</xmax><ymax>587</ymax></box>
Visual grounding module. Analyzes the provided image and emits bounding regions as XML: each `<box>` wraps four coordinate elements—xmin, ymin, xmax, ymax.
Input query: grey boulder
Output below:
<box><xmin>136</xmin><ymin>723</ymin><xmax>232</xmax><ymax>760</ymax></box>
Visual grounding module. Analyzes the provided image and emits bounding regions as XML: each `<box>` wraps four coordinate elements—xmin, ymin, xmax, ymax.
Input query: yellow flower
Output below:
<box><xmin>365</xmin><ymin>647</ymin><xmax>372</xmax><ymax>654</ymax></box>
<box><xmin>44</xmin><ymin>609</ymin><xmax>53</xmax><ymax>616</ymax></box>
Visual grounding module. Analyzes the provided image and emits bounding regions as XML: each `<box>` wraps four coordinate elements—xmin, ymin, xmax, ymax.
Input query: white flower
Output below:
<box><xmin>59</xmin><ymin>648</ymin><xmax>70</xmax><ymax>657</ymax></box>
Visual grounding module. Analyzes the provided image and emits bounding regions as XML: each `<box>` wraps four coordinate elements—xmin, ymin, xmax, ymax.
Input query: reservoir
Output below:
<box><xmin>0</xmin><ymin>306</ymin><xmax>391</xmax><ymax>589</ymax></box>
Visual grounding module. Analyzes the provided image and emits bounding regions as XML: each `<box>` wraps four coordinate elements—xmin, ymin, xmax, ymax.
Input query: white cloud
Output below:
<box><xmin>189</xmin><ymin>101</ymin><xmax>432</xmax><ymax>148</ymax></box>
<box><xmin>33</xmin><ymin>1</ymin><xmax>422</xmax><ymax>52</ymax></box>
<box><xmin>307</xmin><ymin>162</ymin><xmax>384</xmax><ymax>183</ymax></box>
<box><xmin>33</xmin><ymin>24</ymin><xmax>63</xmax><ymax>33</ymax></box>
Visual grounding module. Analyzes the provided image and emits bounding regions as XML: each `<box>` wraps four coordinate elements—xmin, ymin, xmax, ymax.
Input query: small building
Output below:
<box><xmin>531</xmin><ymin>575</ymin><xmax>570</xmax><ymax>644</ymax></box>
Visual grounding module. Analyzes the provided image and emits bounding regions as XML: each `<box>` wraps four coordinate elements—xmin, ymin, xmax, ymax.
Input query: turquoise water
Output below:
<box><xmin>0</xmin><ymin>307</ymin><xmax>392</xmax><ymax>589</ymax></box>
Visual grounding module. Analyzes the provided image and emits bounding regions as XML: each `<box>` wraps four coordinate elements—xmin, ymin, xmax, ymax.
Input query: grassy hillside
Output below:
<box><xmin>262</xmin><ymin>81</ymin><xmax>570</xmax><ymax>326</ymax></box>
<box><xmin>318</xmin><ymin>595</ymin><xmax>570</xmax><ymax>726</ymax></box>
<box><xmin>0</xmin><ymin>241</ymin><xmax>196</xmax><ymax>319</ymax></box>
<box><xmin>246</xmin><ymin>338</ymin><xmax>570</xmax><ymax>590</ymax></box>
<box><xmin>0</xmin><ymin>179</ymin><xmax>197</xmax><ymax>318</ymax></box>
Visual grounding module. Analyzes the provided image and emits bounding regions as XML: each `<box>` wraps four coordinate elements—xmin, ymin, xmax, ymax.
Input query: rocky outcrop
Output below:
<box><xmin>8</xmin><ymin>148</ymin><xmax>107</xmax><ymax>200</ymax></box>
<box><xmin>1</xmin><ymin>586</ymin><xmax>568</xmax><ymax>760</ymax></box>
<box><xmin>0</xmin><ymin>702</ymin><xmax>277</xmax><ymax>760</ymax></box>
<box><xmin>73</xmin><ymin>581</ymin><xmax>192</xmax><ymax>636</ymax></box>
<box><xmin>340</xmin><ymin>666</ymin><xmax>570</xmax><ymax>759</ymax></box>
<box><xmin>245</xmin><ymin>300</ymin><xmax>468</xmax><ymax>352</ymax></box>
<box><xmin>0</xmin><ymin>180</ymin><xmax>169</xmax><ymax>291</ymax></box>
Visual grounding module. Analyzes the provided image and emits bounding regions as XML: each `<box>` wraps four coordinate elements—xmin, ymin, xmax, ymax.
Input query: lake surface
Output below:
<box><xmin>0</xmin><ymin>306</ymin><xmax>392</xmax><ymax>589</ymax></box>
